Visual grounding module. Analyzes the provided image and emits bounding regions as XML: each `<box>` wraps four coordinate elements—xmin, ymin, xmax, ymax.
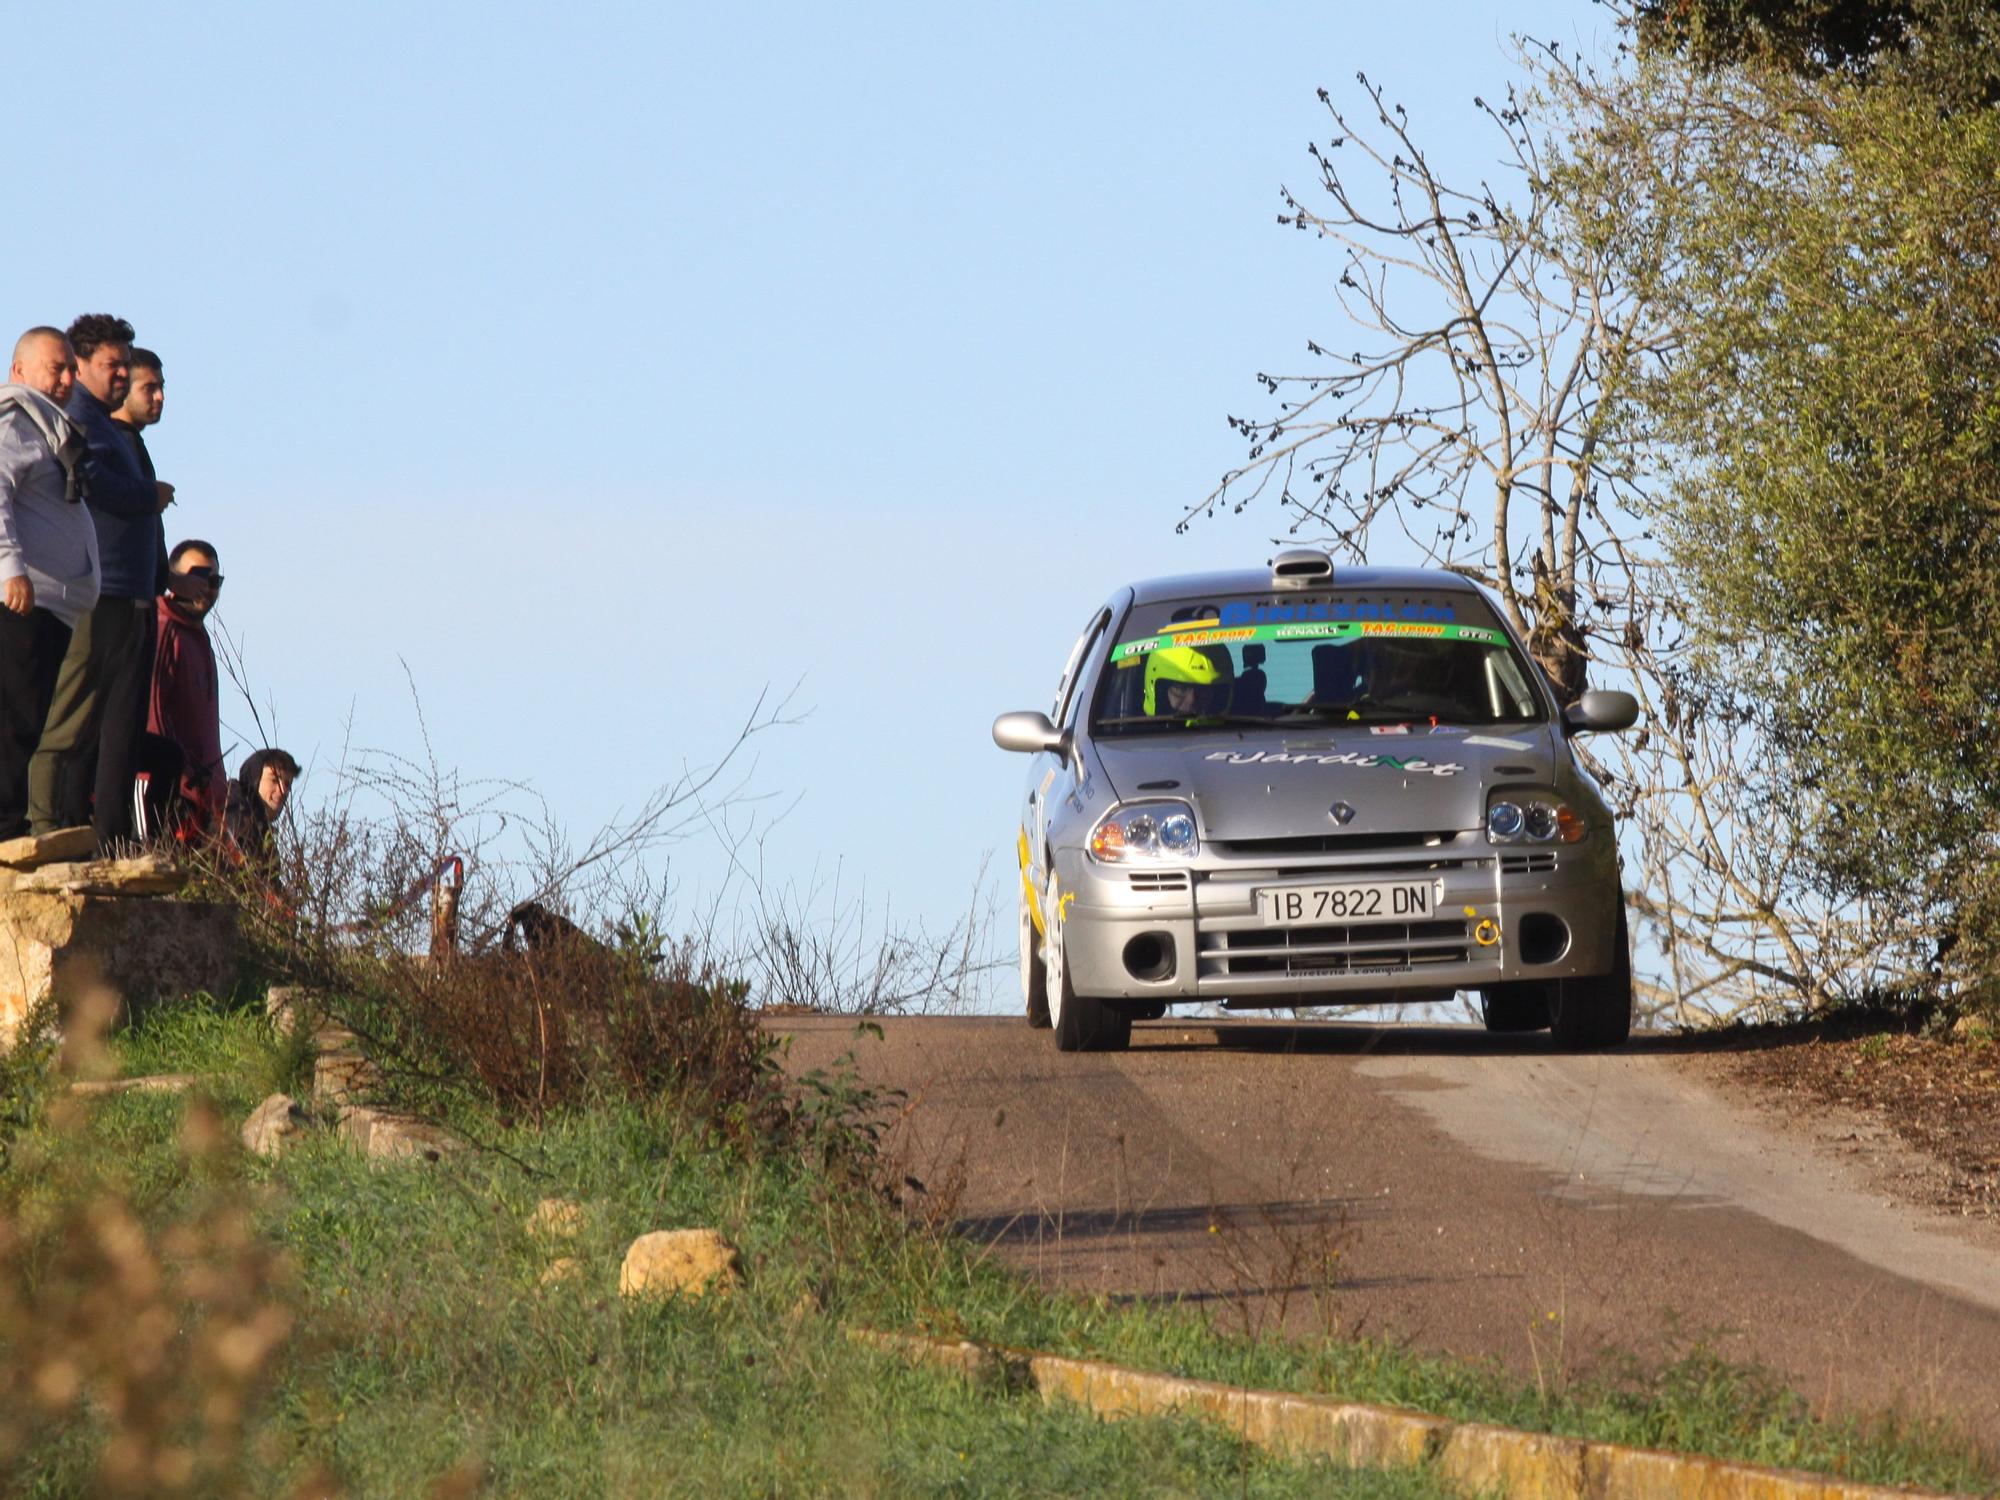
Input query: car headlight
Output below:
<box><xmin>1089</xmin><ymin>800</ymin><xmax>1200</xmax><ymax>862</ymax></box>
<box><xmin>1487</xmin><ymin>793</ymin><xmax>1586</xmax><ymax>845</ymax></box>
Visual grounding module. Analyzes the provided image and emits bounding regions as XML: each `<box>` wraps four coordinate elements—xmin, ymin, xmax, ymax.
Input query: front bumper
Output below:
<box><xmin>1053</xmin><ymin>831</ymin><xmax>1619</xmax><ymax>1007</ymax></box>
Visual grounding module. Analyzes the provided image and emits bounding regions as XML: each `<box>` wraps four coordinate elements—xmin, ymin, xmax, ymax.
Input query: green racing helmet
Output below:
<box><xmin>1143</xmin><ymin>644</ymin><xmax>1221</xmax><ymax>715</ymax></box>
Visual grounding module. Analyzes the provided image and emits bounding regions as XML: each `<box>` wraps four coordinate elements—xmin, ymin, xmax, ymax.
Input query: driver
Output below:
<box><xmin>1371</xmin><ymin>638</ymin><xmax>1430</xmax><ymax>705</ymax></box>
<box><xmin>1143</xmin><ymin>645</ymin><xmax>1221</xmax><ymax>721</ymax></box>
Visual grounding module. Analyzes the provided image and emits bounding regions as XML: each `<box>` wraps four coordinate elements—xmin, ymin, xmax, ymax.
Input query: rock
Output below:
<box><xmin>337</xmin><ymin>1105</ymin><xmax>458</xmax><ymax>1161</ymax></box>
<box><xmin>265</xmin><ymin>984</ymin><xmax>321</xmax><ymax>1032</ymax></box>
<box><xmin>0</xmin><ymin>891</ymin><xmax>239</xmax><ymax>1051</ymax></box>
<box><xmin>0</xmin><ymin>826</ymin><xmax>97</xmax><ymax>870</ymax></box>
<box><xmin>528</xmin><ymin>1197</ymin><xmax>585</xmax><ymax>1241</ymax></box>
<box><xmin>9</xmin><ymin>853</ymin><xmax>185</xmax><ymax>897</ymax></box>
<box><xmin>313</xmin><ymin>1047</ymin><xmax>378</xmax><ymax>1105</ymax></box>
<box><xmin>68</xmin><ymin>1073</ymin><xmax>201</xmax><ymax>1097</ymax></box>
<box><xmin>539</xmin><ymin>1257</ymin><xmax>582</xmax><ymax>1287</ymax></box>
<box><xmin>619</xmin><ymin>1229</ymin><xmax>743</xmax><ymax>1302</ymax></box>
<box><xmin>242</xmin><ymin>1093</ymin><xmax>308</xmax><ymax>1157</ymax></box>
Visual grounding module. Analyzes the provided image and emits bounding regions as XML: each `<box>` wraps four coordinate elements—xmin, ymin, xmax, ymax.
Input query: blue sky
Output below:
<box><xmin>11</xmin><ymin>1</ymin><xmax>1608</xmax><ymax>994</ymax></box>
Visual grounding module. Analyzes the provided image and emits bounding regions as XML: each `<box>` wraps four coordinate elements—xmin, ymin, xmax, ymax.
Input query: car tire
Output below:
<box><xmin>1045</xmin><ymin>878</ymin><xmax>1131</xmax><ymax>1053</ymax></box>
<box><xmin>1479</xmin><ymin>982</ymin><xmax>1551</xmax><ymax>1033</ymax></box>
<box><xmin>1549</xmin><ymin>901</ymin><xmax>1634</xmax><ymax>1050</ymax></box>
<box><xmin>1021</xmin><ymin>898</ymin><xmax>1051</xmax><ymax>1029</ymax></box>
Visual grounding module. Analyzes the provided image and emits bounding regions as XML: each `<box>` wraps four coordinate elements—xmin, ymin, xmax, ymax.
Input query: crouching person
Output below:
<box><xmin>224</xmin><ymin>746</ymin><xmax>298</xmax><ymax>879</ymax></box>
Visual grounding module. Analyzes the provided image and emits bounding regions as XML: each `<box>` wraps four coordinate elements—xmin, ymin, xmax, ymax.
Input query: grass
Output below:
<box><xmin>4</xmin><ymin>996</ymin><xmax>1449</xmax><ymax>1498</ymax></box>
<box><xmin>4</xmin><ymin>992</ymin><xmax>1996</xmax><ymax>1496</ymax></box>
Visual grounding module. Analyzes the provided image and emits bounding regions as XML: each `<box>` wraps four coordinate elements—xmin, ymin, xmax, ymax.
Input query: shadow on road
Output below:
<box><xmin>955</xmin><ymin>1195</ymin><xmax>1387</xmax><ymax>1249</ymax></box>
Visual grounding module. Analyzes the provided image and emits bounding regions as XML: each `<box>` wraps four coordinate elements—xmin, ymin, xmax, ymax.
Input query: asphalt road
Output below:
<box><xmin>777</xmin><ymin>1015</ymin><xmax>2000</xmax><ymax>1440</ymax></box>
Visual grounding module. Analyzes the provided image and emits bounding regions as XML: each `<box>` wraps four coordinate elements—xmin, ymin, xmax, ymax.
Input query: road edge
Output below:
<box><xmin>850</xmin><ymin>1327</ymin><xmax>1962</xmax><ymax>1499</ymax></box>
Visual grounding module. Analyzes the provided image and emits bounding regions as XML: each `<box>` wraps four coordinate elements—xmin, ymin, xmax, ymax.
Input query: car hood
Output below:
<box><xmin>1092</xmin><ymin>726</ymin><xmax>1559</xmax><ymax>839</ymax></box>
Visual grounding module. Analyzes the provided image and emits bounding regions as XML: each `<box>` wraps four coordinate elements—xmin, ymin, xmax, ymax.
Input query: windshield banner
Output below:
<box><xmin>1110</xmin><ymin>619</ymin><xmax>1506</xmax><ymax>662</ymax></box>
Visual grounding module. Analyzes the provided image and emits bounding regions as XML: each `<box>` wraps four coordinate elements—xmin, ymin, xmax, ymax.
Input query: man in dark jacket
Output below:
<box><xmin>147</xmin><ymin>540</ymin><xmax>224</xmax><ymax>836</ymax></box>
<box><xmin>28</xmin><ymin>313</ymin><xmax>178</xmax><ymax>850</ymax></box>
<box><xmin>226</xmin><ymin>747</ymin><xmax>300</xmax><ymax>875</ymax></box>
<box><xmin>112</xmin><ymin>347</ymin><xmax>170</xmax><ymax>598</ymax></box>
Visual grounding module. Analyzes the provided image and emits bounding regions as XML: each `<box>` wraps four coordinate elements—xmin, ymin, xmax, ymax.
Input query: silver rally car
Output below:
<box><xmin>993</xmin><ymin>550</ymin><xmax>1640</xmax><ymax>1052</ymax></box>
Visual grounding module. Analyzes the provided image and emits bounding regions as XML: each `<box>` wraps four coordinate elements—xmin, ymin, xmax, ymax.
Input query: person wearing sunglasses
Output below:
<box><xmin>144</xmin><ymin>539</ymin><xmax>226</xmax><ymax>836</ymax></box>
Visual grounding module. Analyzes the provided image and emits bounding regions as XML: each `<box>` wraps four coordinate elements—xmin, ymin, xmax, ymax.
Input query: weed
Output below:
<box><xmin>0</xmin><ymin>998</ymin><xmax>295</xmax><ymax>1498</ymax></box>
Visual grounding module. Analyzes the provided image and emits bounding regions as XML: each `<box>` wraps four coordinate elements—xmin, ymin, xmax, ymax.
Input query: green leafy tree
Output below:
<box><xmin>1636</xmin><ymin>0</ymin><xmax>1920</xmax><ymax>73</ymax></box>
<box><xmin>1198</xmin><ymin>9</ymin><xmax>2000</xmax><ymax>1017</ymax></box>
<box><xmin>1629</xmin><ymin>1</ymin><xmax>2000</xmax><ymax>1008</ymax></box>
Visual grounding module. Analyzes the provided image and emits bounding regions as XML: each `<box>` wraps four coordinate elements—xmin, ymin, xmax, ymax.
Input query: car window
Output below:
<box><xmin>1090</xmin><ymin>591</ymin><xmax>1546</xmax><ymax>735</ymax></box>
<box><xmin>1052</xmin><ymin>607</ymin><xmax>1111</xmax><ymax>729</ymax></box>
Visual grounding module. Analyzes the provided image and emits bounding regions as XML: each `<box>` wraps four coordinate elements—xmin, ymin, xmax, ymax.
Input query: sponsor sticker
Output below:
<box><xmin>1203</xmin><ymin>749</ymin><xmax>1463</xmax><ymax>778</ymax></box>
<box><xmin>1109</xmin><ymin>619</ymin><xmax>1505</xmax><ymax>663</ymax></box>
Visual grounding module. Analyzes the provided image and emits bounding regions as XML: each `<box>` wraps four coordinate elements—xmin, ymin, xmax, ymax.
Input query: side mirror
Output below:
<box><xmin>992</xmin><ymin>710</ymin><xmax>1069</xmax><ymax>755</ymax></box>
<box><xmin>1564</xmin><ymin>690</ymin><xmax>1640</xmax><ymax>734</ymax></box>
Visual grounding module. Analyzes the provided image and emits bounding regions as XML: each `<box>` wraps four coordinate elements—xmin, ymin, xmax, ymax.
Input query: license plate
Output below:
<box><xmin>1256</xmin><ymin>881</ymin><xmax>1434</xmax><ymax>926</ymax></box>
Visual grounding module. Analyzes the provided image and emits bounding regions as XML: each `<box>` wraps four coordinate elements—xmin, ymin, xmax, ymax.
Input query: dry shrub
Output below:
<box><xmin>0</xmin><ymin>1090</ymin><xmax>294</xmax><ymax>1498</ymax></box>
<box><xmin>330</xmin><ymin>927</ymin><xmax>789</xmax><ymax>1133</ymax></box>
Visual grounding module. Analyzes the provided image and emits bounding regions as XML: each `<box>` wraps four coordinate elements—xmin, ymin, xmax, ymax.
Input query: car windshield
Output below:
<box><xmin>1091</xmin><ymin>591</ymin><xmax>1547</xmax><ymax>736</ymax></box>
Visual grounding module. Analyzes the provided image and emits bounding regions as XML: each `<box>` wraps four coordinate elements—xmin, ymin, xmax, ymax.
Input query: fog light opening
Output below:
<box><xmin>1123</xmin><ymin>932</ymin><xmax>1176</xmax><ymax>984</ymax></box>
<box><xmin>1517</xmin><ymin>913</ymin><xmax>1571</xmax><ymax>966</ymax></box>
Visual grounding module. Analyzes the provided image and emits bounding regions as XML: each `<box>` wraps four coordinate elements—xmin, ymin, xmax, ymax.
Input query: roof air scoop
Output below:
<box><xmin>1269</xmin><ymin>548</ymin><xmax>1334</xmax><ymax>589</ymax></box>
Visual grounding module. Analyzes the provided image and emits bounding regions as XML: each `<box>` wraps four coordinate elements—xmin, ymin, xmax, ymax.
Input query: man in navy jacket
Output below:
<box><xmin>28</xmin><ymin>313</ymin><xmax>176</xmax><ymax>849</ymax></box>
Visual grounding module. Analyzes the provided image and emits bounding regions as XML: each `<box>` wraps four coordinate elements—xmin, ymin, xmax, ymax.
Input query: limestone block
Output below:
<box><xmin>619</xmin><ymin>1229</ymin><xmax>743</xmax><ymax>1302</ymax></box>
<box><xmin>539</xmin><ymin>1257</ymin><xmax>582</xmax><ymax>1287</ymax></box>
<box><xmin>312</xmin><ymin>1047</ymin><xmax>378</xmax><ymax>1105</ymax></box>
<box><xmin>528</xmin><ymin>1197</ymin><xmax>585</xmax><ymax>1241</ymax></box>
<box><xmin>242</xmin><ymin>1094</ymin><xmax>309</xmax><ymax>1157</ymax></box>
<box><xmin>10</xmin><ymin>853</ymin><xmax>184</xmax><ymax>897</ymax></box>
<box><xmin>69</xmin><ymin>1073</ymin><xmax>201</xmax><ymax>1097</ymax></box>
<box><xmin>265</xmin><ymin>984</ymin><xmax>321</xmax><ymax>1032</ymax></box>
<box><xmin>0</xmin><ymin>826</ymin><xmax>97</xmax><ymax>870</ymax></box>
<box><xmin>0</xmin><ymin>892</ymin><xmax>239</xmax><ymax>1050</ymax></box>
<box><xmin>337</xmin><ymin>1105</ymin><xmax>458</xmax><ymax>1161</ymax></box>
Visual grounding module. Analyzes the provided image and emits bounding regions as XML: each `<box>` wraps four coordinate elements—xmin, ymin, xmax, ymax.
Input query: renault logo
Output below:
<box><xmin>1329</xmin><ymin>801</ymin><xmax>1356</xmax><ymax>825</ymax></box>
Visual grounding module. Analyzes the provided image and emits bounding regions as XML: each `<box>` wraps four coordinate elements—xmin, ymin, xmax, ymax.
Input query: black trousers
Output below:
<box><xmin>89</xmin><ymin>600</ymin><xmax>156</xmax><ymax>849</ymax></box>
<box><xmin>0</xmin><ymin>605</ymin><xmax>74</xmax><ymax>839</ymax></box>
<box><xmin>31</xmin><ymin>595</ymin><xmax>155</xmax><ymax>848</ymax></box>
<box><xmin>134</xmin><ymin>732</ymin><xmax>186</xmax><ymax>841</ymax></box>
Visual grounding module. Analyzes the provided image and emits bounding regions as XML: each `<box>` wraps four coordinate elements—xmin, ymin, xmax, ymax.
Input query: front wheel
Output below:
<box><xmin>1045</xmin><ymin>878</ymin><xmax>1131</xmax><ymax>1053</ymax></box>
<box><xmin>1550</xmin><ymin>902</ymin><xmax>1633</xmax><ymax>1050</ymax></box>
<box><xmin>1479</xmin><ymin>982</ymin><xmax>1551</xmax><ymax>1033</ymax></box>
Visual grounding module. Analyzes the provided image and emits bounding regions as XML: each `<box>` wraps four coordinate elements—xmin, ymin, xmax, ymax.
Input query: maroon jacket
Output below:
<box><xmin>149</xmin><ymin>597</ymin><xmax>226</xmax><ymax>826</ymax></box>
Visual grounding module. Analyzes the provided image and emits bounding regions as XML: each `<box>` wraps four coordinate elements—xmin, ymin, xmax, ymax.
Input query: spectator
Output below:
<box><xmin>146</xmin><ymin>540</ymin><xmax>225</xmax><ymax>836</ymax></box>
<box><xmin>225</xmin><ymin>747</ymin><xmax>299</xmax><ymax>873</ymax></box>
<box><xmin>0</xmin><ymin>329</ymin><xmax>99</xmax><ymax>839</ymax></box>
<box><xmin>30</xmin><ymin>313</ymin><xmax>176</xmax><ymax>850</ymax></box>
<box><xmin>111</xmin><ymin>347</ymin><xmax>169</xmax><ymax>598</ymax></box>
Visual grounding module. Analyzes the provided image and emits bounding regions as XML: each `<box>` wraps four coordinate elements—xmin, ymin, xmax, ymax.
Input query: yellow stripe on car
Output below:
<box><xmin>1018</xmin><ymin>829</ymin><xmax>1046</xmax><ymax>937</ymax></box>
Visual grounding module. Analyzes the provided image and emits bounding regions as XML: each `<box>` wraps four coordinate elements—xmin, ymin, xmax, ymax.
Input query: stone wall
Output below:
<box><xmin>0</xmin><ymin>841</ymin><xmax>241</xmax><ymax>1048</ymax></box>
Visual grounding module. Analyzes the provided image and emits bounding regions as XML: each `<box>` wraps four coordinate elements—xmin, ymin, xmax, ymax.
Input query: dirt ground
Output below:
<box><xmin>1683</xmin><ymin>1017</ymin><xmax>2000</xmax><ymax>1220</ymax></box>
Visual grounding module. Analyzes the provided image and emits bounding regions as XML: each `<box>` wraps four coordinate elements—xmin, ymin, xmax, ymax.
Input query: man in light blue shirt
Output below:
<box><xmin>31</xmin><ymin>312</ymin><xmax>173</xmax><ymax>847</ymax></box>
<box><xmin>0</xmin><ymin>327</ymin><xmax>99</xmax><ymax>839</ymax></box>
